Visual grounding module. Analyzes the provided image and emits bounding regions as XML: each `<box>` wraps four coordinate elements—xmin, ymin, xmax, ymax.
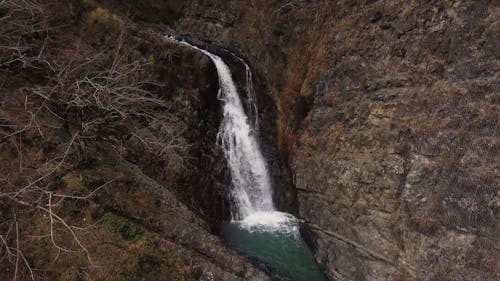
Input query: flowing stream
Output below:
<box><xmin>166</xmin><ymin>36</ymin><xmax>328</xmax><ymax>281</ymax></box>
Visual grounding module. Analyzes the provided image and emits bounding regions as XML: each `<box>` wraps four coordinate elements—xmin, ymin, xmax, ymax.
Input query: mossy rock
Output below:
<box><xmin>102</xmin><ymin>212</ymin><xmax>143</xmax><ymax>242</ymax></box>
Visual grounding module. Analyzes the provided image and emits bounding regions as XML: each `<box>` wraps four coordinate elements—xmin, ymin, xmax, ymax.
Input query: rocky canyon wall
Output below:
<box><xmin>153</xmin><ymin>1</ymin><xmax>499</xmax><ymax>280</ymax></box>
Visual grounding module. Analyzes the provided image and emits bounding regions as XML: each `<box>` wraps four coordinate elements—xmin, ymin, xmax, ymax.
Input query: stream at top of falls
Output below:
<box><xmin>166</xmin><ymin>36</ymin><xmax>328</xmax><ymax>281</ymax></box>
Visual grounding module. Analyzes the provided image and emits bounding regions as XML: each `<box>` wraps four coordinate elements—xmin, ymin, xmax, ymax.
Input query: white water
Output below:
<box><xmin>165</xmin><ymin>36</ymin><xmax>296</xmax><ymax>233</ymax></box>
<box><xmin>239</xmin><ymin>211</ymin><xmax>299</xmax><ymax>235</ymax></box>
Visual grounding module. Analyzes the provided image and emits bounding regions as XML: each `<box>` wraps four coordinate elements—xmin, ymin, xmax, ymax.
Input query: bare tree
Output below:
<box><xmin>30</xmin><ymin>28</ymin><xmax>173</xmax><ymax>131</ymax></box>
<box><xmin>0</xmin><ymin>132</ymin><xmax>98</xmax><ymax>280</ymax></box>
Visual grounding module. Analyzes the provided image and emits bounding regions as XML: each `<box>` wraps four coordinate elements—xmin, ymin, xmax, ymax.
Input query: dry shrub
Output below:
<box><xmin>42</xmin><ymin>33</ymin><xmax>165</xmax><ymax>126</ymax></box>
<box><xmin>0</xmin><ymin>0</ymin><xmax>48</xmax><ymax>67</ymax></box>
<box><xmin>87</xmin><ymin>7</ymin><xmax>123</xmax><ymax>43</ymax></box>
<box><xmin>0</xmin><ymin>3</ymin><xmax>188</xmax><ymax>279</ymax></box>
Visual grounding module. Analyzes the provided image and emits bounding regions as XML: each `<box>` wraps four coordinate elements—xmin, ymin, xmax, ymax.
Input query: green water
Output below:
<box><xmin>222</xmin><ymin>222</ymin><xmax>328</xmax><ymax>281</ymax></box>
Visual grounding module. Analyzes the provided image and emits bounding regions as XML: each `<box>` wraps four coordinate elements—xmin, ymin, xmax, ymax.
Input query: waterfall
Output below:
<box><xmin>210</xmin><ymin>50</ymin><xmax>275</xmax><ymax>219</ymax></box>
<box><xmin>165</xmin><ymin>36</ymin><xmax>276</xmax><ymax>220</ymax></box>
<box><xmin>165</xmin><ymin>36</ymin><xmax>329</xmax><ymax>281</ymax></box>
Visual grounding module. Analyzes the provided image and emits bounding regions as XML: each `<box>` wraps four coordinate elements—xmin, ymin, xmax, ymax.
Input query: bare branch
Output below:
<box><xmin>21</xmin><ymin>132</ymin><xmax>78</xmax><ymax>191</ymax></box>
<box><xmin>0</xmin><ymin>0</ymin><xmax>48</xmax><ymax>68</ymax></box>
<box><xmin>0</xmin><ymin>3</ymin><xmax>190</xmax><ymax>279</ymax></box>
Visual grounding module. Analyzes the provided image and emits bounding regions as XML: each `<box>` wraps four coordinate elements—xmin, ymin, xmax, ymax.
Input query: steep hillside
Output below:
<box><xmin>0</xmin><ymin>1</ymin><xmax>269</xmax><ymax>280</ymax></box>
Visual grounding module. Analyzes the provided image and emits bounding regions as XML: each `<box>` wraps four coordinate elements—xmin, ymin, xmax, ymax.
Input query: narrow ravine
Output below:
<box><xmin>166</xmin><ymin>36</ymin><xmax>328</xmax><ymax>281</ymax></box>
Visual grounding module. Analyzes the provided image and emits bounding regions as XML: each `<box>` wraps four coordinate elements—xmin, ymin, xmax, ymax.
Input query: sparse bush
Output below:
<box><xmin>87</xmin><ymin>7</ymin><xmax>123</xmax><ymax>43</ymax></box>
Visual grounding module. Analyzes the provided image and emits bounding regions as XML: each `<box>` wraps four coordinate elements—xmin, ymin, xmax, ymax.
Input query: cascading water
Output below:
<box><xmin>165</xmin><ymin>36</ymin><xmax>328</xmax><ymax>281</ymax></box>
<box><xmin>212</xmin><ymin>54</ymin><xmax>274</xmax><ymax>219</ymax></box>
<box><xmin>166</xmin><ymin>36</ymin><xmax>274</xmax><ymax>220</ymax></box>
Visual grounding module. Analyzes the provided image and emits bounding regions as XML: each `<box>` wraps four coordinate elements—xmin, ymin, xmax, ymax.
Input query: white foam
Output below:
<box><xmin>236</xmin><ymin>211</ymin><xmax>300</xmax><ymax>235</ymax></box>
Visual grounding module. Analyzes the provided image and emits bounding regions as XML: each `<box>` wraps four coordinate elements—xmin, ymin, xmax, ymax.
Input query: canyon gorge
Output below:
<box><xmin>0</xmin><ymin>1</ymin><xmax>498</xmax><ymax>281</ymax></box>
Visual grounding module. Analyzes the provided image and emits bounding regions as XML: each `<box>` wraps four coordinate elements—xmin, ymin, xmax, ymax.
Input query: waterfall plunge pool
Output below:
<box><xmin>222</xmin><ymin>212</ymin><xmax>328</xmax><ymax>281</ymax></box>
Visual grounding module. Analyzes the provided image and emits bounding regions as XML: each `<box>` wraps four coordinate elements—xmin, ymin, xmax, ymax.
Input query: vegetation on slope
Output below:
<box><xmin>0</xmin><ymin>1</ymin><xmax>201</xmax><ymax>280</ymax></box>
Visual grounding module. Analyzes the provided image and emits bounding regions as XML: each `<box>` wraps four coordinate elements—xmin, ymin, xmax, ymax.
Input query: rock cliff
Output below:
<box><xmin>162</xmin><ymin>0</ymin><xmax>499</xmax><ymax>280</ymax></box>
